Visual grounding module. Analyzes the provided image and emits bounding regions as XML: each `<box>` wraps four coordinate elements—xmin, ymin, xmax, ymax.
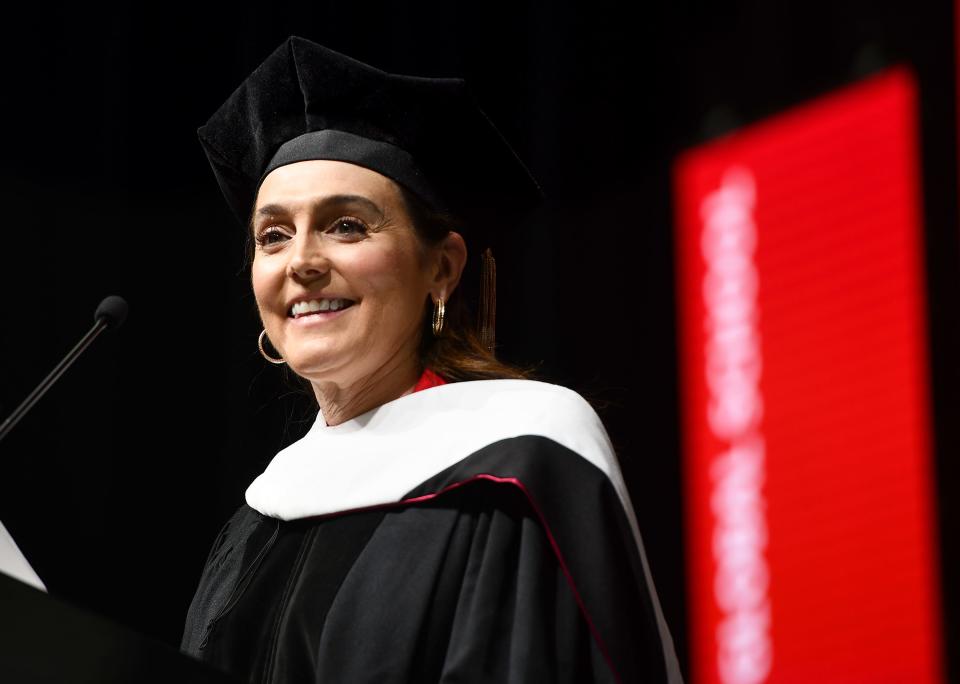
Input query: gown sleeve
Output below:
<box><xmin>309</xmin><ymin>439</ymin><xmax>677</xmax><ymax>683</ymax></box>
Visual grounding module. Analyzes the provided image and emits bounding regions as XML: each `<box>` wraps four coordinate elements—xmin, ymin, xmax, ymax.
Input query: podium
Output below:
<box><xmin>0</xmin><ymin>571</ymin><xmax>240</xmax><ymax>683</ymax></box>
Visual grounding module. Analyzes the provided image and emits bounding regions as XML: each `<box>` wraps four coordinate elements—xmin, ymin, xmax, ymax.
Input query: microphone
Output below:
<box><xmin>0</xmin><ymin>296</ymin><xmax>128</xmax><ymax>443</ymax></box>
<box><xmin>95</xmin><ymin>295</ymin><xmax>128</xmax><ymax>331</ymax></box>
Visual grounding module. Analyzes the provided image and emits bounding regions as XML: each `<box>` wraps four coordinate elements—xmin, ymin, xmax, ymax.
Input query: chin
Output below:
<box><xmin>285</xmin><ymin>350</ymin><xmax>354</xmax><ymax>381</ymax></box>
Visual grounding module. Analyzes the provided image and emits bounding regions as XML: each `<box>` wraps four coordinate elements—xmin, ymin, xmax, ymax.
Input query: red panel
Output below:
<box><xmin>674</xmin><ymin>69</ymin><xmax>943</xmax><ymax>683</ymax></box>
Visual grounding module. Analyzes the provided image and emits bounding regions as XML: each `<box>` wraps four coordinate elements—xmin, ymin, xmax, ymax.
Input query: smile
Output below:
<box><xmin>289</xmin><ymin>298</ymin><xmax>356</xmax><ymax>318</ymax></box>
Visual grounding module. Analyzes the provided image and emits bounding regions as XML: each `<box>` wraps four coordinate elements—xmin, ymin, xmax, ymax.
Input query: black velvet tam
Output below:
<box><xmin>198</xmin><ymin>36</ymin><xmax>543</xmax><ymax>230</ymax></box>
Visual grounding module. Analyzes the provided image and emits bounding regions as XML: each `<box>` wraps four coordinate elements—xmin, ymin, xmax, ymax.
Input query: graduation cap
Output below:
<box><xmin>198</xmin><ymin>36</ymin><xmax>543</xmax><ymax>351</ymax></box>
<box><xmin>198</xmin><ymin>35</ymin><xmax>543</xmax><ymax>230</ymax></box>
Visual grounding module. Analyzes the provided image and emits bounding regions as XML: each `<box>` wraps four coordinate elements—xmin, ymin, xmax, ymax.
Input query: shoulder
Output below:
<box><xmin>449</xmin><ymin>378</ymin><xmax>598</xmax><ymax>419</ymax></box>
<box><xmin>423</xmin><ymin>378</ymin><xmax>607</xmax><ymax>442</ymax></box>
<box><xmin>440</xmin><ymin>376</ymin><xmax>589</xmax><ymax>404</ymax></box>
<box><xmin>394</xmin><ymin>378</ymin><xmax>634</xmax><ymax>526</ymax></box>
<box><xmin>428</xmin><ymin>378</ymin><xmax>617</xmax><ymax>477</ymax></box>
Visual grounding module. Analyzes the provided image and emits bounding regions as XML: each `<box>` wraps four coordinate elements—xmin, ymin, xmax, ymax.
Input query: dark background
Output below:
<box><xmin>0</xmin><ymin>1</ymin><xmax>957</xmax><ymax>681</ymax></box>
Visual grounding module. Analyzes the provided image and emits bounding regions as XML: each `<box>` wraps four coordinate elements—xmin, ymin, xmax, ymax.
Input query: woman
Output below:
<box><xmin>180</xmin><ymin>36</ymin><xmax>683</xmax><ymax>683</ymax></box>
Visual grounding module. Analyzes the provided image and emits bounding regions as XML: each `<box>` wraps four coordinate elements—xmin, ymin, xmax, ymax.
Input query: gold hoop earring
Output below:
<box><xmin>432</xmin><ymin>297</ymin><xmax>445</xmax><ymax>336</ymax></box>
<box><xmin>258</xmin><ymin>329</ymin><xmax>285</xmax><ymax>364</ymax></box>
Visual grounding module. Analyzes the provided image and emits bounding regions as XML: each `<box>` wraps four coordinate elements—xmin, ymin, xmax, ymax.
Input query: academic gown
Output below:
<box><xmin>180</xmin><ymin>376</ymin><xmax>683</xmax><ymax>683</ymax></box>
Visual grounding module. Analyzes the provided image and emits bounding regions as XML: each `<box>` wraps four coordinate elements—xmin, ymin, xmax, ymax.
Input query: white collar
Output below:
<box><xmin>245</xmin><ymin>378</ymin><xmax>634</xmax><ymax>521</ymax></box>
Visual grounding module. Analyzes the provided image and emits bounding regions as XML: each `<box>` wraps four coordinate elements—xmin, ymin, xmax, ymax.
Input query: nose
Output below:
<box><xmin>286</xmin><ymin>231</ymin><xmax>331</xmax><ymax>280</ymax></box>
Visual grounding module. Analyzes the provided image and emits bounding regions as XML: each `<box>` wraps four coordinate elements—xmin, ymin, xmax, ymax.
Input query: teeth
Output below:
<box><xmin>291</xmin><ymin>298</ymin><xmax>352</xmax><ymax>317</ymax></box>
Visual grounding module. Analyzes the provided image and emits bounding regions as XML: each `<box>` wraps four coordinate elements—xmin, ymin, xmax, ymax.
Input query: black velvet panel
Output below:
<box><xmin>262</xmin><ymin>130</ymin><xmax>444</xmax><ymax>210</ymax></box>
<box><xmin>197</xmin><ymin>510</ymin><xmax>388</xmax><ymax>682</ymax></box>
<box><xmin>180</xmin><ymin>505</ymin><xmax>279</xmax><ymax>656</ymax></box>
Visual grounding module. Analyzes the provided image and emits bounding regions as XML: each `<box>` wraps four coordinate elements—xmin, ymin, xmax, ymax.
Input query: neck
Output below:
<box><xmin>310</xmin><ymin>353</ymin><xmax>422</xmax><ymax>427</ymax></box>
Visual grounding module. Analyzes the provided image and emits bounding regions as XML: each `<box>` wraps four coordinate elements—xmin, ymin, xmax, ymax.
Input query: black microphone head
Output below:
<box><xmin>95</xmin><ymin>295</ymin><xmax>129</xmax><ymax>331</ymax></box>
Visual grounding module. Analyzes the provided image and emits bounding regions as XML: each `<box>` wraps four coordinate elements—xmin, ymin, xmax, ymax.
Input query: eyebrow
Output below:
<box><xmin>253</xmin><ymin>194</ymin><xmax>385</xmax><ymax>227</ymax></box>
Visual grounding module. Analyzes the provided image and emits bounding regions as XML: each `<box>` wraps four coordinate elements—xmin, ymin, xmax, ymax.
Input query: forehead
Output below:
<box><xmin>255</xmin><ymin>159</ymin><xmax>403</xmax><ymax>210</ymax></box>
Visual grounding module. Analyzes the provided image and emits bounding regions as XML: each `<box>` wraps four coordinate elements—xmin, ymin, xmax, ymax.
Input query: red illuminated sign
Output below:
<box><xmin>674</xmin><ymin>69</ymin><xmax>943</xmax><ymax>683</ymax></box>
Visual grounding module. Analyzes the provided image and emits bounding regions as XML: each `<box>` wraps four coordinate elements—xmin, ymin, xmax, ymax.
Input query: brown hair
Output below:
<box><xmin>399</xmin><ymin>185</ymin><xmax>534</xmax><ymax>382</ymax></box>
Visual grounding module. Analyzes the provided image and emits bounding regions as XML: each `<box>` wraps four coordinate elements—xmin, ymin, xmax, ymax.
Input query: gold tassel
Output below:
<box><xmin>478</xmin><ymin>247</ymin><xmax>496</xmax><ymax>355</ymax></box>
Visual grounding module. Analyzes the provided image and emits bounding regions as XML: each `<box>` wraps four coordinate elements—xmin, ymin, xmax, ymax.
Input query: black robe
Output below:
<box><xmin>180</xmin><ymin>379</ymin><xmax>683</xmax><ymax>683</ymax></box>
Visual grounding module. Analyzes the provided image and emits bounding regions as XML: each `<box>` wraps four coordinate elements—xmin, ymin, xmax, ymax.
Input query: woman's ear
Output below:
<box><xmin>432</xmin><ymin>231</ymin><xmax>468</xmax><ymax>300</ymax></box>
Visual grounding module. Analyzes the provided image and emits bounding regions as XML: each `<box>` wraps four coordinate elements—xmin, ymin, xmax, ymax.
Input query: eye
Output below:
<box><xmin>254</xmin><ymin>226</ymin><xmax>290</xmax><ymax>246</ymax></box>
<box><xmin>329</xmin><ymin>217</ymin><xmax>368</xmax><ymax>237</ymax></box>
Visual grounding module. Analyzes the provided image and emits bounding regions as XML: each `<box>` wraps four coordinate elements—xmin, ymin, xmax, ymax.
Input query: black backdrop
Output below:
<box><xmin>0</xmin><ymin>2</ymin><xmax>957</xmax><ymax>681</ymax></box>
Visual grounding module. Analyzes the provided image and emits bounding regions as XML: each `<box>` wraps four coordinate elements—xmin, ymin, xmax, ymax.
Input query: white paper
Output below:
<box><xmin>0</xmin><ymin>519</ymin><xmax>46</xmax><ymax>592</ymax></box>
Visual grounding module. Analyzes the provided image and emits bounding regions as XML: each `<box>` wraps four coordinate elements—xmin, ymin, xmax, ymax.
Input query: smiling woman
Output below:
<box><xmin>249</xmin><ymin>160</ymin><xmax>456</xmax><ymax>426</ymax></box>
<box><xmin>180</xmin><ymin>36</ymin><xmax>683</xmax><ymax>683</ymax></box>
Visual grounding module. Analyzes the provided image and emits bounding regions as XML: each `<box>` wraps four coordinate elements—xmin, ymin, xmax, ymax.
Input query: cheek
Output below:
<box><xmin>343</xmin><ymin>245</ymin><xmax>427</xmax><ymax>318</ymax></box>
<box><xmin>250</xmin><ymin>257</ymin><xmax>284</xmax><ymax>313</ymax></box>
